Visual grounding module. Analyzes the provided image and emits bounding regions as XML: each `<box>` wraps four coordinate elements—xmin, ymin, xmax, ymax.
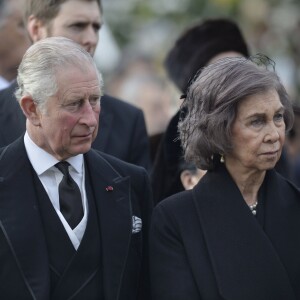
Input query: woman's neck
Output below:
<box><xmin>225</xmin><ymin>163</ymin><xmax>266</xmax><ymax>206</ymax></box>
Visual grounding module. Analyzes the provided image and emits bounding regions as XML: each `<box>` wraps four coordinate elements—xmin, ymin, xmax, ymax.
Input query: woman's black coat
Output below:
<box><xmin>150</xmin><ymin>165</ymin><xmax>300</xmax><ymax>300</ymax></box>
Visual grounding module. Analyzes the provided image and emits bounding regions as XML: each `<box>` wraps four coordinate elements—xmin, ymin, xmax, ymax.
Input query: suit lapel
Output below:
<box><xmin>85</xmin><ymin>150</ymin><xmax>132</xmax><ymax>300</ymax></box>
<box><xmin>193</xmin><ymin>166</ymin><xmax>296</xmax><ymax>300</ymax></box>
<box><xmin>0</xmin><ymin>137</ymin><xmax>50</xmax><ymax>300</ymax></box>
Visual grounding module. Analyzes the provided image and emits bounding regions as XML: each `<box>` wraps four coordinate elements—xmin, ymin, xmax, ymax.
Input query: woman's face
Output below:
<box><xmin>225</xmin><ymin>89</ymin><xmax>286</xmax><ymax>174</ymax></box>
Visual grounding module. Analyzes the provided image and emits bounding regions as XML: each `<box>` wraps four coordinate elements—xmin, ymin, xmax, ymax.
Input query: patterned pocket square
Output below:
<box><xmin>132</xmin><ymin>216</ymin><xmax>142</xmax><ymax>234</ymax></box>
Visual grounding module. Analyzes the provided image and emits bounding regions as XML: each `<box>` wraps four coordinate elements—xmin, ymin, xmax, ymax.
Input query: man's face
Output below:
<box><xmin>34</xmin><ymin>64</ymin><xmax>101</xmax><ymax>160</ymax></box>
<box><xmin>0</xmin><ymin>0</ymin><xmax>31</xmax><ymax>80</ymax></box>
<box><xmin>34</xmin><ymin>0</ymin><xmax>102</xmax><ymax>56</ymax></box>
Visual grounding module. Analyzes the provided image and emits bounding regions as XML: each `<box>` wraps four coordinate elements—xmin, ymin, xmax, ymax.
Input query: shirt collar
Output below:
<box><xmin>0</xmin><ymin>76</ymin><xmax>10</xmax><ymax>91</ymax></box>
<box><xmin>24</xmin><ymin>132</ymin><xmax>83</xmax><ymax>175</ymax></box>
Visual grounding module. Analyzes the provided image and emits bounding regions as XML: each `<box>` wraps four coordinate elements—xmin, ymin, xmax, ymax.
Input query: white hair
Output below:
<box><xmin>15</xmin><ymin>36</ymin><xmax>104</xmax><ymax>112</ymax></box>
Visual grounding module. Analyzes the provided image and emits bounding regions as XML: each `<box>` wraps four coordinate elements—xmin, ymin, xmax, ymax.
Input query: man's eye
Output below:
<box><xmin>69</xmin><ymin>101</ymin><xmax>80</xmax><ymax>107</ymax></box>
<box><xmin>93</xmin><ymin>24</ymin><xmax>101</xmax><ymax>32</ymax></box>
<box><xmin>70</xmin><ymin>23</ymin><xmax>85</xmax><ymax>30</ymax></box>
<box><xmin>90</xmin><ymin>98</ymin><xmax>100</xmax><ymax>106</ymax></box>
<box><xmin>65</xmin><ymin>101</ymin><xmax>81</xmax><ymax>110</ymax></box>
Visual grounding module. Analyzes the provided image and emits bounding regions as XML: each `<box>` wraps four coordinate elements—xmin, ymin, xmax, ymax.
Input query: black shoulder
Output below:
<box><xmin>101</xmin><ymin>94</ymin><xmax>143</xmax><ymax>116</ymax></box>
<box><xmin>0</xmin><ymin>81</ymin><xmax>18</xmax><ymax>100</ymax></box>
<box><xmin>89</xmin><ymin>148</ymin><xmax>147</xmax><ymax>176</ymax></box>
<box><xmin>156</xmin><ymin>189</ymin><xmax>193</xmax><ymax>211</ymax></box>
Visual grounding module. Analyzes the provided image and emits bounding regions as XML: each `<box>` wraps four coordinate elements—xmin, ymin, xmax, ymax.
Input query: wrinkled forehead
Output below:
<box><xmin>30</xmin><ymin>0</ymin><xmax>102</xmax><ymax>25</ymax></box>
<box><xmin>54</xmin><ymin>63</ymin><xmax>101</xmax><ymax>94</ymax></box>
<box><xmin>58</xmin><ymin>0</ymin><xmax>102</xmax><ymax>12</ymax></box>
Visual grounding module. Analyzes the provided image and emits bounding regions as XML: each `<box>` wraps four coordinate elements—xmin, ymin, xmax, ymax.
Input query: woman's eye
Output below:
<box><xmin>250</xmin><ymin>118</ymin><xmax>264</xmax><ymax>127</ymax></box>
<box><xmin>274</xmin><ymin>113</ymin><xmax>284</xmax><ymax>122</ymax></box>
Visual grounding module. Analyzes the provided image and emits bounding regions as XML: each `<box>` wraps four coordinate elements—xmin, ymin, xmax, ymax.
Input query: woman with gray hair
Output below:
<box><xmin>149</xmin><ymin>55</ymin><xmax>300</xmax><ymax>300</ymax></box>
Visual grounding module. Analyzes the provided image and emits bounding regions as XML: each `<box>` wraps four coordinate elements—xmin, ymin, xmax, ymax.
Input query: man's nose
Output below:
<box><xmin>81</xmin><ymin>102</ymin><xmax>99</xmax><ymax>127</ymax></box>
<box><xmin>82</xmin><ymin>27</ymin><xmax>99</xmax><ymax>55</ymax></box>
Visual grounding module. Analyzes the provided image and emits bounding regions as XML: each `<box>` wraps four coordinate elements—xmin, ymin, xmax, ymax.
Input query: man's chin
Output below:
<box><xmin>70</xmin><ymin>143</ymin><xmax>93</xmax><ymax>156</ymax></box>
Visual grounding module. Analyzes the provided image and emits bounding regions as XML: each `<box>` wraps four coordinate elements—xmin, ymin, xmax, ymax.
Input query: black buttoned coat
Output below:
<box><xmin>150</xmin><ymin>164</ymin><xmax>300</xmax><ymax>300</ymax></box>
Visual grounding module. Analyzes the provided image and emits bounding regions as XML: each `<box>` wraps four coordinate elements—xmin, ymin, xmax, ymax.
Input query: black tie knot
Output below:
<box><xmin>55</xmin><ymin>161</ymin><xmax>71</xmax><ymax>176</ymax></box>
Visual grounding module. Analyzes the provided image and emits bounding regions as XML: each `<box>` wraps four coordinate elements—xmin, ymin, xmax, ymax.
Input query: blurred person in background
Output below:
<box><xmin>0</xmin><ymin>0</ymin><xmax>151</xmax><ymax>170</ymax></box>
<box><xmin>106</xmin><ymin>53</ymin><xmax>179</xmax><ymax>164</ymax></box>
<box><xmin>151</xmin><ymin>18</ymin><xmax>251</xmax><ymax>204</ymax></box>
<box><xmin>178</xmin><ymin>160</ymin><xmax>206</xmax><ymax>190</ymax></box>
<box><xmin>285</xmin><ymin>104</ymin><xmax>300</xmax><ymax>186</ymax></box>
<box><xmin>113</xmin><ymin>73</ymin><xmax>175</xmax><ymax>162</ymax></box>
<box><xmin>150</xmin><ymin>54</ymin><xmax>300</xmax><ymax>300</ymax></box>
<box><xmin>0</xmin><ymin>0</ymin><xmax>31</xmax><ymax>90</ymax></box>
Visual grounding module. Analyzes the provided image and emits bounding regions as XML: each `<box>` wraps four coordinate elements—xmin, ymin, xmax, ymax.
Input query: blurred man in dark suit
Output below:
<box><xmin>0</xmin><ymin>0</ymin><xmax>151</xmax><ymax>170</ymax></box>
<box><xmin>0</xmin><ymin>0</ymin><xmax>31</xmax><ymax>90</ymax></box>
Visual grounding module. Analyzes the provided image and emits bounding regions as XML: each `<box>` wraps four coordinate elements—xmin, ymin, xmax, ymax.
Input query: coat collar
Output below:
<box><xmin>193</xmin><ymin>165</ymin><xmax>296</xmax><ymax>300</ymax></box>
<box><xmin>78</xmin><ymin>149</ymin><xmax>133</xmax><ymax>300</ymax></box>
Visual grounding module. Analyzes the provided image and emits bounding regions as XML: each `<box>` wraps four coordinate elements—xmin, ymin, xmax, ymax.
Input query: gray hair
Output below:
<box><xmin>179</xmin><ymin>54</ymin><xmax>294</xmax><ymax>170</ymax></box>
<box><xmin>15</xmin><ymin>36</ymin><xmax>103</xmax><ymax>111</ymax></box>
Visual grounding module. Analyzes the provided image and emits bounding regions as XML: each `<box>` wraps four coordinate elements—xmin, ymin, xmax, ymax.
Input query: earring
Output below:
<box><xmin>220</xmin><ymin>154</ymin><xmax>225</xmax><ymax>163</ymax></box>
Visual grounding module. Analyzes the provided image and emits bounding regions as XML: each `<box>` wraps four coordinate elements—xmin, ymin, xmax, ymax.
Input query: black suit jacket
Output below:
<box><xmin>0</xmin><ymin>82</ymin><xmax>150</xmax><ymax>170</ymax></box>
<box><xmin>150</xmin><ymin>165</ymin><xmax>300</xmax><ymax>300</ymax></box>
<box><xmin>0</xmin><ymin>137</ymin><xmax>152</xmax><ymax>300</ymax></box>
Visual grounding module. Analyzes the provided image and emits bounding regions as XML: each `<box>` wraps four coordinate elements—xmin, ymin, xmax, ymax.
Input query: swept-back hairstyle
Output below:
<box><xmin>179</xmin><ymin>54</ymin><xmax>294</xmax><ymax>170</ymax></box>
<box><xmin>15</xmin><ymin>36</ymin><xmax>103</xmax><ymax>111</ymax></box>
<box><xmin>24</xmin><ymin>0</ymin><xmax>102</xmax><ymax>25</ymax></box>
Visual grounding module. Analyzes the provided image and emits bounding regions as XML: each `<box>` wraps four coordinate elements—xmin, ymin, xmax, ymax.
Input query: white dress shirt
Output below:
<box><xmin>0</xmin><ymin>76</ymin><xmax>10</xmax><ymax>91</ymax></box>
<box><xmin>24</xmin><ymin>132</ymin><xmax>88</xmax><ymax>250</ymax></box>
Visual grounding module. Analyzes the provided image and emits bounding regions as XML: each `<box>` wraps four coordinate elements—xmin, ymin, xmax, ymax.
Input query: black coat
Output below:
<box><xmin>0</xmin><ymin>82</ymin><xmax>151</xmax><ymax>170</ymax></box>
<box><xmin>0</xmin><ymin>137</ymin><xmax>153</xmax><ymax>300</ymax></box>
<box><xmin>150</xmin><ymin>164</ymin><xmax>300</xmax><ymax>300</ymax></box>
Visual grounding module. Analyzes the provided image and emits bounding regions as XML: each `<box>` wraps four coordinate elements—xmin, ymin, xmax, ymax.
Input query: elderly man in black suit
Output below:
<box><xmin>0</xmin><ymin>36</ymin><xmax>152</xmax><ymax>300</ymax></box>
<box><xmin>0</xmin><ymin>0</ymin><xmax>151</xmax><ymax>170</ymax></box>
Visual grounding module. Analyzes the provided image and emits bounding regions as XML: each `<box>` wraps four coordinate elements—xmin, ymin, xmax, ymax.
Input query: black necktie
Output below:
<box><xmin>55</xmin><ymin>161</ymin><xmax>83</xmax><ymax>229</ymax></box>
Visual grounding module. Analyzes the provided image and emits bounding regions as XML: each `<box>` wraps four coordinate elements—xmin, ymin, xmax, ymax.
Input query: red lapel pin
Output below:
<box><xmin>106</xmin><ymin>186</ymin><xmax>114</xmax><ymax>192</ymax></box>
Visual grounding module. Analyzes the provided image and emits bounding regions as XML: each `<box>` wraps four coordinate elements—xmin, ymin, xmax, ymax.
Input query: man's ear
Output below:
<box><xmin>20</xmin><ymin>96</ymin><xmax>41</xmax><ymax>126</ymax></box>
<box><xmin>180</xmin><ymin>169</ymin><xmax>206</xmax><ymax>190</ymax></box>
<box><xmin>180</xmin><ymin>170</ymin><xmax>196</xmax><ymax>190</ymax></box>
<box><xmin>27</xmin><ymin>15</ymin><xmax>48</xmax><ymax>42</ymax></box>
